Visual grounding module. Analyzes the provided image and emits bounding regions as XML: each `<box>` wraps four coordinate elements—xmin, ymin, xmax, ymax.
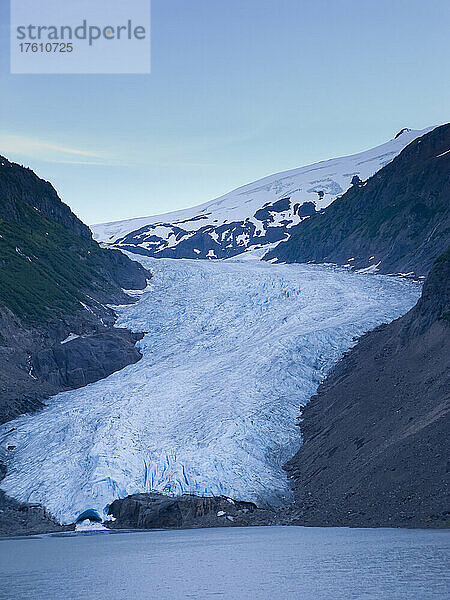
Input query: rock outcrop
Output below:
<box><xmin>0</xmin><ymin>490</ymin><xmax>74</xmax><ymax>537</ymax></box>
<box><xmin>107</xmin><ymin>493</ymin><xmax>276</xmax><ymax>530</ymax></box>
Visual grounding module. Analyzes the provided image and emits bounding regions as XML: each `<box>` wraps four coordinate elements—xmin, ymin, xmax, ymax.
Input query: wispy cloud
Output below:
<box><xmin>0</xmin><ymin>133</ymin><xmax>116</xmax><ymax>165</ymax></box>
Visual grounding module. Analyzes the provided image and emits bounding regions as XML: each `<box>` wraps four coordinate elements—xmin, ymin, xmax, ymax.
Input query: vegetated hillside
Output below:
<box><xmin>284</xmin><ymin>248</ymin><xmax>450</xmax><ymax>527</ymax></box>
<box><xmin>265</xmin><ymin>124</ymin><xmax>450</xmax><ymax>276</ymax></box>
<box><xmin>0</xmin><ymin>156</ymin><xmax>151</xmax><ymax>426</ymax></box>
<box><xmin>92</xmin><ymin>127</ymin><xmax>433</xmax><ymax>260</ymax></box>
<box><xmin>0</xmin><ymin>156</ymin><xmax>148</xmax><ymax>322</ymax></box>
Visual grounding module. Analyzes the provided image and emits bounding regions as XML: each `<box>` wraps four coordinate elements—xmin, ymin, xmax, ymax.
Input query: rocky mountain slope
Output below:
<box><xmin>0</xmin><ymin>156</ymin><xmax>153</xmax><ymax>535</ymax></box>
<box><xmin>265</xmin><ymin>124</ymin><xmax>450</xmax><ymax>276</ymax></box>
<box><xmin>0</xmin><ymin>157</ymin><xmax>151</xmax><ymax>535</ymax></box>
<box><xmin>284</xmin><ymin>248</ymin><xmax>450</xmax><ymax>527</ymax></box>
<box><xmin>92</xmin><ymin>127</ymin><xmax>433</xmax><ymax>260</ymax></box>
<box><xmin>0</xmin><ymin>156</ymin><xmax>151</xmax><ymax>426</ymax></box>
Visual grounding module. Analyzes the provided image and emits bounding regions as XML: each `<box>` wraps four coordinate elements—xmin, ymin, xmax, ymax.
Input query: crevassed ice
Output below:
<box><xmin>0</xmin><ymin>257</ymin><xmax>420</xmax><ymax>524</ymax></box>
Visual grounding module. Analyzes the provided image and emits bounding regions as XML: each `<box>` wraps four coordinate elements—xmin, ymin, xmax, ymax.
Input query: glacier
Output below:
<box><xmin>0</xmin><ymin>256</ymin><xmax>420</xmax><ymax>524</ymax></box>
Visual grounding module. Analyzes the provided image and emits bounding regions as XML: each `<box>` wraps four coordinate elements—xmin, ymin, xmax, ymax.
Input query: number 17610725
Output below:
<box><xmin>19</xmin><ymin>42</ymin><xmax>73</xmax><ymax>52</ymax></box>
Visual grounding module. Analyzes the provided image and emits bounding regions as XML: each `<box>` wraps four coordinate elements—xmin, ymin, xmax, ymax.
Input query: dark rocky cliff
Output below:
<box><xmin>265</xmin><ymin>124</ymin><xmax>450</xmax><ymax>276</ymax></box>
<box><xmin>106</xmin><ymin>493</ymin><xmax>275</xmax><ymax>530</ymax></box>
<box><xmin>284</xmin><ymin>249</ymin><xmax>450</xmax><ymax>527</ymax></box>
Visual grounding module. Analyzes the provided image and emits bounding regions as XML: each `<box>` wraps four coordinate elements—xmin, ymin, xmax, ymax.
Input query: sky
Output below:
<box><xmin>0</xmin><ymin>0</ymin><xmax>449</xmax><ymax>225</ymax></box>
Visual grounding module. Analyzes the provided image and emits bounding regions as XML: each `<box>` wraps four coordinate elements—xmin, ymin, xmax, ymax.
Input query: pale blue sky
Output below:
<box><xmin>0</xmin><ymin>0</ymin><xmax>449</xmax><ymax>224</ymax></box>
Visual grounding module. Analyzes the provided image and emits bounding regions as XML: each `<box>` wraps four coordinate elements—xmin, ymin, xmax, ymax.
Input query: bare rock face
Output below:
<box><xmin>284</xmin><ymin>249</ymin><xmax>450</xmax><ymax>528</ymax></box>
<box><xmin>107</xmin><ymin>493</ymin><xmax>276</xmax><ymax>529</ymax></box>
<box><xmin>0</xmin><ymin>490</ymin><xmax>73</xmax><ymax>537</ymax></box>
<box><xmin>32</xmin><ymin>329</ymin><xmax>144</xmax><ymax>390</ymax></box>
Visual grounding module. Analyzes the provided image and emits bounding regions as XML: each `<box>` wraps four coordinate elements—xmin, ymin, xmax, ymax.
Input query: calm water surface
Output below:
<box><xmin>0</xmin><ymin>526</ymin><xmax>448</xmax><ymax>600</ymax></box>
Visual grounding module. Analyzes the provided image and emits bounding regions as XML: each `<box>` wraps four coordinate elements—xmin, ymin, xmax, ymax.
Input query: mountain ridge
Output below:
<box><xmin>93</xmin><ymin>127</ymin><xmax>435</xmax><ymax>260</ymax></box>
<box><xmin>264</xmin><ymin>124</ymin><xmax>450</xmax><ymax>276</ymax></box>
<box><xmin>0</xmin><ymin>155</ymin><xmax>154</xmax><ymax>535</ymax></box>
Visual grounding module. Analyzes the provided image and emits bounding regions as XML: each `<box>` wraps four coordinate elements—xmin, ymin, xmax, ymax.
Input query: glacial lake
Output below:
<box><xmin>0</xmin><ymin>526</ymin><xmax>448</xmax><ymax>599</ymax></box>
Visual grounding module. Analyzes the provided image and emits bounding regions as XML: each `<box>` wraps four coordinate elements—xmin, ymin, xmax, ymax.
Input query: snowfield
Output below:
<box><xmin>0</xmin><ymin>257</ymin><xmax>420</xmax><ymax>524</ymax></box>
<box><xmin>92</xmin><ymin>127</ymin><xmax>434</xmax><ymax>260</ymax></box>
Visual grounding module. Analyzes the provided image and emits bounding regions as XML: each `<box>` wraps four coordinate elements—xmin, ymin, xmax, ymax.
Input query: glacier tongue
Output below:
<box><xmin>0</xmin><ymin>257</ymin><xmax>420</xmax><ymax>524</ymax></box>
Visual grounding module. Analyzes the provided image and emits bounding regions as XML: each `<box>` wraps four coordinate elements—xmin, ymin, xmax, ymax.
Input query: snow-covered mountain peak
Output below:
<box><xmin>92</xmin><ymin>126</ymin><xmax>435</xmax><ymax>260</ymax></box>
